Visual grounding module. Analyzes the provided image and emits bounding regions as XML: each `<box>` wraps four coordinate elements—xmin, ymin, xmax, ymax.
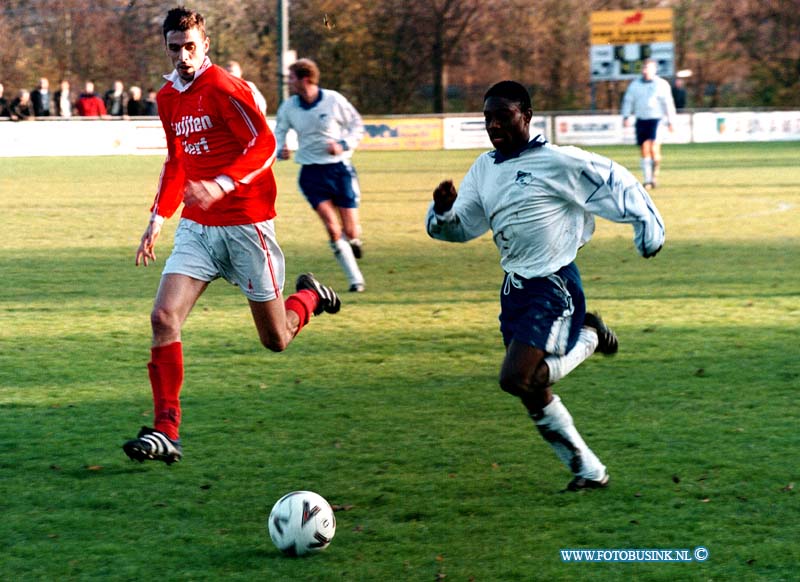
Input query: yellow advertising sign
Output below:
<box><xmin>360</xmin><ymin>118</ymin><xmax>443</xmax><ymax>151</ymax></box>
<box><xmin>591</xmin><ymin>9</ymin><xmax>673</xmax><ymax>45</ymax></box>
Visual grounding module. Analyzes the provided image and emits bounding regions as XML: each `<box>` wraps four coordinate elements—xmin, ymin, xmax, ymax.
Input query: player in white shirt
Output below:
<box><xmin>426</xmin><ymin>81</ymin><xmax>665</xmax><ymax>491</ymax></box>
<box><xmin>621</xmin><ymin>58</ymin><xmax>677</xmax><ymax>189</ymax></box>
<box><xmin>274</xmin><ymin>58</ymin><xmax>366</xmax><ymax>292</ymax></box>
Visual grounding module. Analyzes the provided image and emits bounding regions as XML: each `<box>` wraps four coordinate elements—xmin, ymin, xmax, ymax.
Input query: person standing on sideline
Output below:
<box><xmin>126</xmin><ymin>85</ymin><xmax>144</xmax><ymax>116</ymax></box>
<box><xmin>54</xmin><ymin>79</ymin><xmax>73</xmax><ymax>117</ymax></box>
<box><xmin>0</xmin><ymin>83</ymin><xmax>10</xmax><ymax>118</ymax></box>
<box><xmin>104</xmin><ymin>79</ymin><xmax>127</xmax><ymax>116</ymax></box>
<box><xmin>426</xmin><ymin>81</ymin><xmax>664</xmax><ymax>491</ymax></box>
<box><xmin>30</xmin><ymin>77</ymin><xmax>51</xmax><ymax>117</ymax></box>
<box><xmin>123</xmin><ymin>7</ymin><xmax>341</xmax><ymax>465</ymax></box>
<box><xmin>621</xmin><ymin>58</ymin><xmax>677</xmax><ymax>189</ymax></box>
<box><xmin>274</xmin><ymin>58</ymin><xmax>366</xmax><ymax>293</ymax></box>
<box><xmin>225</xmin><ymin>60</ymin><xmax>267</xmax><ymax>116</ymax></box>
<box><xmin>75</xmin><ymin>81</ymin><xmax>107</xmax><ymax>117</ymax></box>
<box><xmin>9</xmin><ymin>89</ymin><xmax>34</xmax><ymax>121</ymax></box>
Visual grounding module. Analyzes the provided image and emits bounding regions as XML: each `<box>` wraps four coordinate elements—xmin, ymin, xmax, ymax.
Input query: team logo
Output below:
<box><xmin>515</xmin><ymin>171</ymin><xmax>535</xmax><ymax>186</ymax></box>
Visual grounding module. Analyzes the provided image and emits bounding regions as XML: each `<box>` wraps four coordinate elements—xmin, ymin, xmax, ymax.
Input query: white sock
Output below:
<box><xmin>330</xmin><ymin>238</ymin><xmax>364</xmax><ymax>286</ymax></box>
<box><xmin>641</xmin><ymin>157</ymin><xmax>653</xmax><ymax>183</ymax></box>
<box><xmin>534</xmin><ymin>394</ymin><xmax>606</xmax><ymax>480</ymax></box>
<box><xmin>544</xmin><ymin>328</ymin><xmax>598</xmax><ymax>384</ymax></box>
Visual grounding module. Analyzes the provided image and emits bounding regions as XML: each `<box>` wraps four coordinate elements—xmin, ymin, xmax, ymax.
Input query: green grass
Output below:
<box><xmin>1</xmin><ymin>142</ymin><xmax>799</xmax><ymax>581</ymax></box>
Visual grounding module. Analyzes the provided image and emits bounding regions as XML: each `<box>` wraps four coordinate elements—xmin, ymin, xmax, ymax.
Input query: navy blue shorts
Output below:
<box><xmin>298</xmin><ymin>162</ymin><xmax>360</xmax><ymax>209</ymax></box>
<box><xmin>499</xmin><ymin>262</ymin><xmax>586</xmax><ymax>355</ymax></box>
<box><xmin>635</xmin><ymin>118</ymin><xmax>661</xmax><ymax>145</ymax></box>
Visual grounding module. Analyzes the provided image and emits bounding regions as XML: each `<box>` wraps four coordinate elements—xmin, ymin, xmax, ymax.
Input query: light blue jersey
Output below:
<box><xmin>426</xmin><ymin>137</ymin><xmax>665</xmax><ymax>279</ymax></box>
<box><xmin>274</xmin><ymin>89</ymin><xmax>364</xmax><ymax>165</ymax></box>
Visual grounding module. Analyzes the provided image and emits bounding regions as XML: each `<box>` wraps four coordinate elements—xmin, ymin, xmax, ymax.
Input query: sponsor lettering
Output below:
<box><xmin>172</xmin><ymin>114</ymin><xmax>213</xmax><ymax>138</ymax></box>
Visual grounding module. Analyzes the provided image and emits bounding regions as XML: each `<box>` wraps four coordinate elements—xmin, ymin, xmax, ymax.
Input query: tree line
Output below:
<box><xmin>1</xmin><ymin>0</ymin><xmax>798</xmax><ymax>115</ymax></box>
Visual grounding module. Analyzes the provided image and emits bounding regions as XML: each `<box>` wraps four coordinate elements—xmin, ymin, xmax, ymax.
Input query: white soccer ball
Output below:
<box><xmin>268</xmin><ymin>490</ymin><xmax>336</xmax><ymax>556</ymax></box>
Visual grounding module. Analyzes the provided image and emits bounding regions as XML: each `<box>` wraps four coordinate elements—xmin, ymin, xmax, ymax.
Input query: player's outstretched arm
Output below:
<box><xmin>135</xmin><ymin>218</ymin><xmax>162</xmax><ymax>267</ymax></box>
<box><xmin>433</xmin><ymin>180</ymin><xmax>458</xmax><ymax>214</ymax></box>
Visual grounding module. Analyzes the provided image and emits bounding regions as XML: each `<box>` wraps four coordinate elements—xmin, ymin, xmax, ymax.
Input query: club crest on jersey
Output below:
<box><xmin>173</xmin><ymin>114</ymin><xmax>213</xmax><ymax>138</ymax></box>
<box><xmin>515</xmin><ymin>171</ymin><xmax>535</xmax><ymax>186</ymax></box>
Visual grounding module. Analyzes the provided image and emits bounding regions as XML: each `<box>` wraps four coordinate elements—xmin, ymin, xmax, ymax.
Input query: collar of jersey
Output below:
<box><xmin>163</xmin><ymin>57</ymin><xmax>213</xmax><ymax>93</ymax></box>
<box><xmin>491</xmin><ymin>134</ymin><xmax>547</xmax><ymax>164</ymax></box>
<box><xmin>297</xmin><ymin>88</ymin><xmax>324</xmax><ymax>110</ymax></box>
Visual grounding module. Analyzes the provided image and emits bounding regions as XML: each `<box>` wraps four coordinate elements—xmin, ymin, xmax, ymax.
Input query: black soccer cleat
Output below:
<box><xmin>583</xmin><ymin>312</ymin><xmax>618</xmax><ymax>355</ymax></box>
<box><xmin>123</xmin><ymin>426</ymin><xmax>183</xmax><ymax>465</ymax></box>
<box><xmin>349</xmin><ymin>239</ymin><xmax>363</xmax><ymax>260</ymax></box>
<box><xmin>565</xmin><ymin>470</ymin><xmax>610</xmax><ymax>492</ymax></box>
<box><xmin>349</xmin><ymin>283</ymin><xmax>365</xmax><ymax>293</ymax></box>
<box><xmin>296</xmin><ymin>273</ymin><xmax>341</xmax><ymax>315</ymax></box>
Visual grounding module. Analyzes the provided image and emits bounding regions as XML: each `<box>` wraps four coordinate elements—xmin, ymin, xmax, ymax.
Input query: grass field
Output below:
<box><xmin>1</xmin><ymin>142</ymin><xmax>799</xmax><ymax>581</ymax></box>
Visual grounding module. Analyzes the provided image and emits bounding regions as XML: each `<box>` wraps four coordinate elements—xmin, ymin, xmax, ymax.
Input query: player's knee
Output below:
<box><xmin>499</xmin><ymin>367</ymin><xmax>549</xmax><ymax>397</ymax></box>
<box><xmin>532</xmin><ymin>361</ymin><xmax>550</xmax><ymax>388</ymax></box>
<box><xmin>259</xmin><ymin>334</ymin><xmax>289</xmax><ymax>353</ymax></box>
<box><xmin>150</xmin><ymin>306</ymin><xmax>179</xmax><ymax>336</ymax></box>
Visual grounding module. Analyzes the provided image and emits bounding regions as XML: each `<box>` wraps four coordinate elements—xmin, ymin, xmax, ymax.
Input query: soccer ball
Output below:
<box><xmin>268</xmin><ymin>491</ymin><xmax>336</xmax><ymax>556</ymax></box>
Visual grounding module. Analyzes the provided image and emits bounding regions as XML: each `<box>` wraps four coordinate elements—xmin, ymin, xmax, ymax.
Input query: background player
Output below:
<box><xmin>123</xmin><ymin>7</ymin><xmax>340</xmax><ymax>465</ymax></box>
<box><xmin>274</xmin><ymin>58</ymin><xmax>366</xmax><ymax>293</ymax></box>
<box><xmin>426</xmin><ymin>81</ymin><xmax>665</xmax><ymax>491</ymax></box>
<box><xmin>621</xmin><ymin>58</ymin><xmax>677</xmax><ymax>189</ymax></box>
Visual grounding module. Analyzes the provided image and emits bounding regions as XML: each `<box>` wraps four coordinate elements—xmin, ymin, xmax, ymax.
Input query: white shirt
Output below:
<box><xmin>621</xmin><ymin>76</ymin><xmax>677</xmax><ymax>123</ymax></box>
<box><xmin>273</xmin><ymin>89</ymin><xmax>364</xmax><ymax>165</ymax></box>
<box><xmin>426</xmin><ymin>137</ymin><xmax>665</xmax><ymax>279</ymax></box>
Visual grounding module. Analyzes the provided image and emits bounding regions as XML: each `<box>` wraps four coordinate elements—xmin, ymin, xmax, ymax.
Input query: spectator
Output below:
<box><xmin>143</xmin><ymin>88</ymin><xmax>158</xmax><ymax>116</ymax></box>
<box><xmin>0</xmin><ymin>83</ymin><xmax>10</xmax><ymax>118</ymax></box>
<box><xmin>127</xmin><ymin>85</ymin><xmax>144</xmax><ymax>116</ymax></box>
<box><xmin>54</xmin><ymin>79</ymin><xmax>74</xmax><ymax>117</ymax></box>
<box><xmin>671</xmin><ymin>77</ymin><xmax>687</xmax><ymax>111</ymax></box>
<box><xmin>75</xmin><ymin>81</ymin><xmax>107</xmax><ymax>117</ymax></box>
<box><xmin>30</xmin><ymin>77</ymin><xmax>52</xmax><ymax>117</ymax></box>
<box><xmin>225</xmin><ymin>60</ymin><xmax>267</xmax><ymax>116</ymax></box>
<box><xmin>10</xmin><ymin>89</ymin><xmax>35</xmax><ymax>121</ymax></box>
<box><xmin>104</xmin><ymin>79</ymin><xmax>127</xmax><ymax>116</ymax></box>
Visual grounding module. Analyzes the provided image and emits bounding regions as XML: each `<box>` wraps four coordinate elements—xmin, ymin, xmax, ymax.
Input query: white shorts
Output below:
<box><xmin>162</xmin><ymin>218</ymin><xmax>285</xmax><ymax>302</ymax></box>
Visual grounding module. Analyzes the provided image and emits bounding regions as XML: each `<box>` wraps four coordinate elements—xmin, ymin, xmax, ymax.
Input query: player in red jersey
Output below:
<box><xmin>123</xmin><ymin>7</ymin><xmax>341</xmax><ymax>465</ymax></box>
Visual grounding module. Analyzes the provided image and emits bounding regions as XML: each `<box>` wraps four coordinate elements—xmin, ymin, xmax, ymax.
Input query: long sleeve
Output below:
<box><xmin>426</xmin><ymin>166</ymin><xmax>490</xmax><ymax>243</ymax></box>
<box><xmin>215</xmin><ymin>90</ymin><xmax>276</xmax><ymax>187</ymax></box>
<box><xmin>151</xmin><ymin>111</ymin><xmax>186</xmax><ymax>219</ymax></box>
<box><xmin>573</xmin><ymin>152</ymin><xmax>665</xmax><ymax>257</ymax></box>
<box><xmin>337</xmin><ymin>96</ymin><xmax>364</xmax><ymax>153</ymax></box>
<box><xmin>273</xmin><ymin>100</ymin><xmax>291</xmax><ymax>154</ymax></box>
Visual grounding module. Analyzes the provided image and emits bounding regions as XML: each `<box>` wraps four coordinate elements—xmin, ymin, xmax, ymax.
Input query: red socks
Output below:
<box><xmin>284</xmin><ymin>289</ymin><xmax>318</xmax><ymax>333</ymax></box>
<box><xmin>148</xmin><ymin>341</ymin><xmax>183</xmax><ymax>441</ymax></box>
<box><xmin>147</xmin><ymin>293</ymin><xmax>318</xmax><ymax>441</ymax></box>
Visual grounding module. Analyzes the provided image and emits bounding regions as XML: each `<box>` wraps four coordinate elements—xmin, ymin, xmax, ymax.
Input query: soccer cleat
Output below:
<box><xmin>583</xmin><ymin>312</ymin><xmax>618</xmax><ymax>355</ymax></box>
<box><xmin>123</xmin><ymin>426</ymin><xmax>183</xmax><ymax>465</ymax></box>
<box><xmin>296</xmin><ymin>273</ymin><xmax>341</xmax><ymax>315</ymax></box>
<box><xmin>349</xmin><ymin>239</ymin><xmax>363</xmax><ymax>260</ymax></box>
<box><xmin>644</xmin><ymin>182</ymin><xmax>654</xmax><ymax>190</ymax></box>
<box><xmin>349</xmin><ymin>283</ymin><xmax>365</xmax><ymax>293</ymax></box>
<box><xmin>565</xmin><ymin>470</ymin><xmax>610</xmax><ymax>492</ymax></box>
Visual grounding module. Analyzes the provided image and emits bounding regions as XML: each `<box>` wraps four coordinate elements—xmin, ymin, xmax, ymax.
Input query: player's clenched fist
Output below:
<box><xmin>433</xmin><ymin>180</ymin><xmax>458</xmax><ymax>214</ymax></box>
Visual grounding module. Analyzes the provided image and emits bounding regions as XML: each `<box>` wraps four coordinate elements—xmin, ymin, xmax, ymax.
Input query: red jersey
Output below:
<box><xmin>152</xmin><ymin>59</ymin><xmax>277</xmax><ymax>226</ymax></box>
<box><xmin>75</xmin><ymin>94</ymin><xmax>107</xmax><ymax>117</ymax></box>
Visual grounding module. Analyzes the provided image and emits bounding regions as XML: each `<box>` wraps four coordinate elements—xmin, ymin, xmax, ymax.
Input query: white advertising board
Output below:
<box><xmin>443</xmin><ymin>116</ymin><xmax>549</xmax><ymax>149</ymax></box>
<box><xmin>557</xmin><ymin>113</ymin><xmax>692</xmax><ymax>146</ymax></box>
<box><xmin>692</xmin><ymin>111</ymin><xmax>800</xmax><ymax>142</ymax></box>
